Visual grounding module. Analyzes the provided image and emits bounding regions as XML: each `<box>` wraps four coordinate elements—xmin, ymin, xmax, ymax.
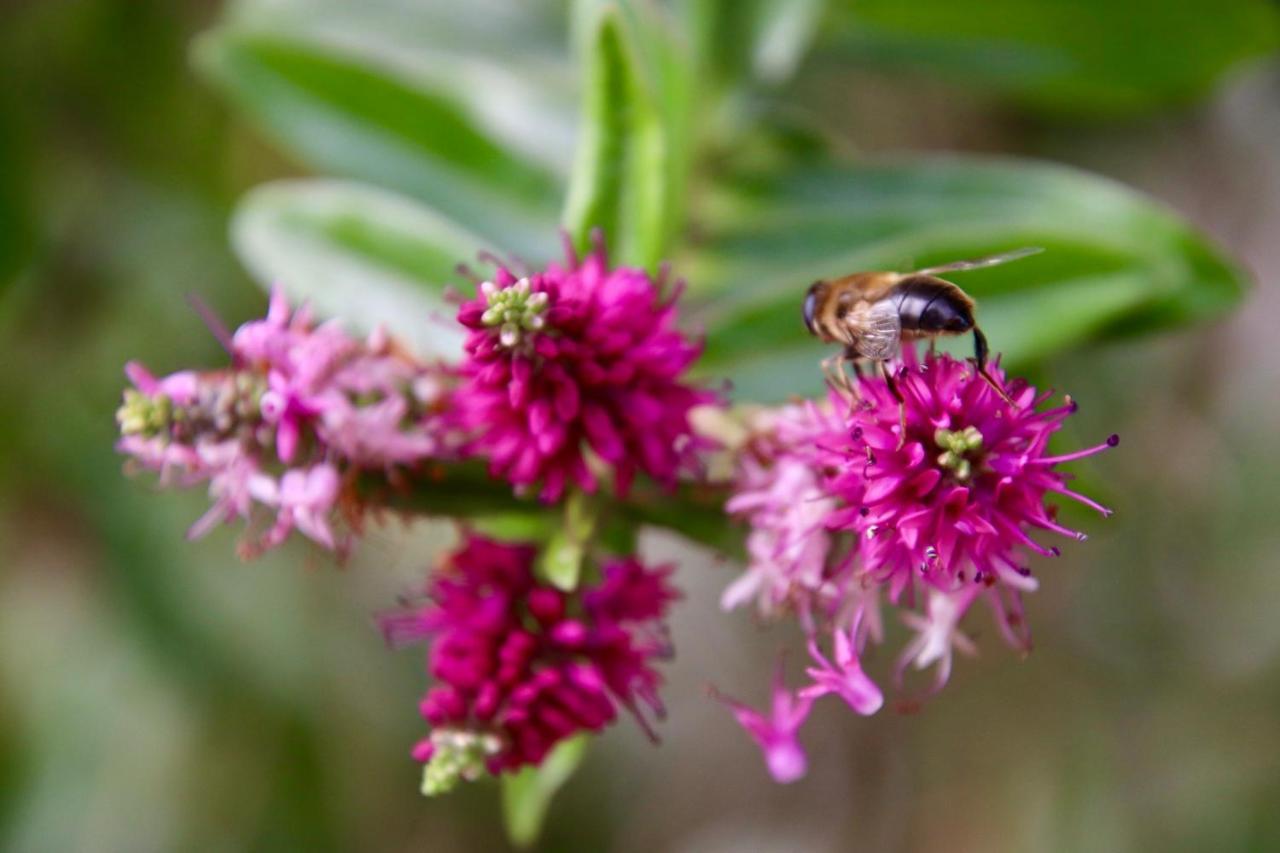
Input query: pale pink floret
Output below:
<box><xmin>123</xmin><ymin>361</ymin><xmax>200</xmax><ymax>406</ymax></box>
<box><xmin>117</xmin><ymin>286</ymin><xmax>454</xmax><ymax>555</ymax></box>
<box><xmin>721</xmin><ymin>403</ymin><xmax>842</xmax><ymax>620</ymax></box>
<box><xmin>801</xmin><ymin>613</ymin><xmax>883</xmax><ymax>716</ymax></box>
<box><xmin>895</xmin><ymin>586</ymin><xmax>980</xmax><ymax>697</ymax></box>
<box><xmin>186</xmin><ymin>440</ymin><xmax>278</xmax><ymax>540</ymax></box>
<box><xmin>712</xmin><ymin>660</ymin><xmax>815</xmax><ymax>784</ymax></box>
<box><xmin>260</xmin><ymin>464</ymin><xmax>342</xmax><ymax>550</ymax></box>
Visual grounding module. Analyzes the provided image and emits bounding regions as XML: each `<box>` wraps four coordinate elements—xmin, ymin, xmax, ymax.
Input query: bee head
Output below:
<box><xmin>802</xmin><ymin>281</ymin><xmax>826</xmax><ymax>336</ymax></box>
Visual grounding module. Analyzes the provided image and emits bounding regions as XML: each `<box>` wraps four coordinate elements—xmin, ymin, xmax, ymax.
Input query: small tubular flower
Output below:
<box><xmin>454</xmin><ymin>233</ymin><xmax>716</xmax><ymax>502</ymax></box>
<box><xmin>711</xmin><ymin>659</ymin><xmax>814</xmax><ymax>784</ymax></box>
<box><xmin>382</xmin><ymin>535</ymin><xmax>678</xmax><ymax>791</ymax></box>
<box><xmin>801</xmin><ymin>614</ymin><xmax>883</xmax><ymax>715</ymax></box>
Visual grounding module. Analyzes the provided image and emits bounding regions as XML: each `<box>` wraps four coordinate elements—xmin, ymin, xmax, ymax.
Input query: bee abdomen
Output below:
<box><xmin>891</xmin><ymin>277</ymin><xmax>974</xmax><ymax>334</ymax></box>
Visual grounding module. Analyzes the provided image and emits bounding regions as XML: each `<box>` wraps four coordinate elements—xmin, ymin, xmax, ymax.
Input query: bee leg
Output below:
<box><xmin>880</xmin><ymin>360</ymin><xmax>908</xmax><ymax>449</ymax></box>
<box><xmin>973</xmin><ymin>328</ymin><xmax>1016</xmax><ymax>407</ymax></box>
<box><xmin>821</xmin><ymin>353</ymin><xmax>853</xmax><ymax>396</ymax></box>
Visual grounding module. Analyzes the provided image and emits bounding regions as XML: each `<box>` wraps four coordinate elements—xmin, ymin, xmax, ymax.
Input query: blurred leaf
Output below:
<box><xmin>0</xmin><ymin>85</ymin><xmax>34</xmax><ymax>292</ymax></box>
<box><xmin>828</xmin><ymin>0</ymin><xmax>1279</xmax><ymax>115</ymax></box>
<box><xmin>537</xmin><ymin>490</ymin><xmax>596</xmax><ymax>591</ymax></box>
<box><xmin>231</xmin><ymin>178</ymin><xmax>503</xmax><ymax>358</ymax></box>
<box><xmin>693</xmin><ymin>157</ymin><xmax>1248</xmax><ymax>401</ymax></box>
<box><xmin>193</xmin><ymin>28</ymin><xmax>563</xmax><ymax>254</ymax></box>
<box><xmin>681</xmin><ymin>0</ymin><xmax>827</xmax><ymax>89</ymax></box>
<box><xmin>225</xmin><ymin>0</ymin><xmax>579</xmax><ymax>176</ymax></box>
<box><xmin>500</xmin><ymin>735</ymin><xmax>589</xmax><ymax>848</ymax></box>
<box><xmin>749</xmin><ymin>0</ymin><xmax>827</xmax><ymax>85</ymax></box>
<box><xmin>563</xmin><ymin>6</ymin><xmax>672</xmax><ymax>269</ymax></box>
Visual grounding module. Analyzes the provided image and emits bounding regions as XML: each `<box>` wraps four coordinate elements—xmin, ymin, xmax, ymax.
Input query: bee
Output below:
<box><xmin>803</xmin><ymin>248</ymin><xmax>1041</xmax><ymax>430</ymax></box>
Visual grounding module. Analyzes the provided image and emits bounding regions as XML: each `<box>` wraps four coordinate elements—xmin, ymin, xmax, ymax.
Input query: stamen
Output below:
<box><xmin>1030</xmin><ymin>434</ymin><xmax>1119</xmax><ymax>465</ymax></box>
<box><xmin>590</xmin><ymin>227</ymin><xmax>609</xmax><ymax>267</ymax></box>
<box><xmin>1037</xmin><ymin>517</ymin><xmax>1088</xmax><ymax>542</ymax></box>
<box><xmin>559</xmin><ymin>228</ymin><xmax>579</xmax><ymax>269</ymax></box>
<box><xmin>1047</xmin><ymin>483</ymin><xmax>1113</xmax><ymax>516</ymax></box>
<box><xmin>480</xmin><ymin>278</ymin><xmax>550</xmax><ymax>348</ymax></box>
<box><xmin>186</xmin><ymin>293</ymin><xmax>234</xmax><ymax>356</ymax></box>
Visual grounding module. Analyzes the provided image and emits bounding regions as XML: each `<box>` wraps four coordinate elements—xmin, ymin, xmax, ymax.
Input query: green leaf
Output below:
<box><xmin>562</xmin><ymin>6</ymin><xmax>672</xmax><ymax>269</ymax></box>
<box><xmin>500</xmin><ymin>735</ymin><xmax>589</xmax><ymax>848</ymax></box>
<box><xmin>0</xmin><ymin>88</ymin><xmax>34</xmax><ymax>292</ymax></box>
<box><xmin>828</xmin><ymin>0</ymin><xmax>1279</xmax><ymax>116</ymax></box>
<box><xmin>193</xmin><ymin>28</ymin><xmax>564</xmax><ymax>254</ymax></box>
<box><xmin>680</xmin><ymin>0</ymin><xmax>826</xmax><ymax>90</ymax></box>
<box><xmin>536</xmin><ymin>490</ymin><xmax>598</xmax><ymax>591</ymax></box>
<box><xmin>693</xmin><ymin>157</ymin><xmax>1248</xmax><ymax>401</ymax></box>
<box><xmin>231</xmin><ymin>178</ymin><xmax>504</xmax><ymax>357</ymax></box>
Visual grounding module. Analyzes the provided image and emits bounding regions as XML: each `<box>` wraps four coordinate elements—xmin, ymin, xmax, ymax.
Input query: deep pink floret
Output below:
<box><xmin>382</xmin><ymin>534</ymin><xmax>679</xmax><ymax>777</ymax></box>
<box><xmin>821</xmin><ymin>348</ymin><xmax>1116</xmax><ymax>605</ymax></box>
<box><xmin>454</xmin><ymin>234</ymin><xmax>716</xmax><ymax>502</ymax></box>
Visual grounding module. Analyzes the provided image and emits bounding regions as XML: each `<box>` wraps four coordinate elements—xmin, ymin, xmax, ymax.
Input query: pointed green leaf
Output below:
<box><xmin>680</xmin><ymin>0</ymin><xmax>824</xmax><ymax>89</ymax></box>
<box><xmin>231</xmin><ymin>178</ymin><xmax>500</xmax><ymax>357</ymax></box>
<box><xmin>193</xmin><ymin>28</ymin><xmax>564</xmax><ymax>254</ymax></box>
<box><xmin>500</xmin><ymin>735</ymin><xmax>589</xmax><ymax>848</ymax></box>
<box><xmin>536</xmin><ymin>490</ymin><xmax>598</xmax><ymax>591</ymax></box>
<box><xmin>830</xmin><ymin>0</ymin><xmax>1279</xmax><ymax>116</ymax></box>
<box><xmin>562</xmin><ymin>6</ymin><xmax>672</xmax><ymax>269</ymax></box>
<box><xmin>693</xmin><ymin>158</ymin><xmax>1248</xmax><ymax>401</ymax></box>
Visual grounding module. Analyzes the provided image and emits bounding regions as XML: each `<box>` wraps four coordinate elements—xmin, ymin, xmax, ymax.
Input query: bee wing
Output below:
<box><xmin>853</xmin><ymin>300</ymin><xmax>901</xmax><ymax>360</ymax></box>
<box><xmin>913</xmin><ymin>247</ymin><xmax>1043</xmax><ymax>277</ymax></box>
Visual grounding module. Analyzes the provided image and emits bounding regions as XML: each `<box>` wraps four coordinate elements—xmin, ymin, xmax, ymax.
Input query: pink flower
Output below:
<box><xmin>895</xmin><ymin>586</ymin><xmax>980</xmax><ymax>697</ymax></box>
<box><xmin>382</xmin><ymin>535</ymin><xmax>678</xmax><ymax>787</ymax></box>
<box><xmin>454</xmin><ymin>233</ymin><xmax>716</xmax><ymax>502</ymax></box>
<box><xmin>260</xmin><ymin>464</ymin><xmax>342</xmax><ymax>550</ymax></box>
<box><xmin>801</xmin><ymin>614</ymin><xmax>883</xmax><ymax>715</ymax></box>
<box><xmin>711</xmin><ymin>659</ymin><xmax>814</xmax><ymax>784</ymax></box>
<box><xmin>821</xmin><ymin>348</ymin><xmax>1117</xmax><ymax>600</ymax></box>
<box><xmin>186</xmin><ymin>440</ymin><xmax>277</xmax><ymax>540</ymax></box>
<box><xmin>117</xmin><ymin>288</ymin><xmax>454</xmax><ymax>555</ymax></box>
<box><xmin>718</xmin><ymin>347</ymin><xmax>1116</xmax><ymax>780</ymax></box>
<box><xmin>722</xmin><ymin>403</ymin><xmax>842</xmax><ymax>620</ymax></box>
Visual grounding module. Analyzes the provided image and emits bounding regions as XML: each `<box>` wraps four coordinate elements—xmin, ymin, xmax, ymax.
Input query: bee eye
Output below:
<box><xmin>802</xmin><ymin>287</ymin><xmax>820</xmax><ymax>334</ymax></box>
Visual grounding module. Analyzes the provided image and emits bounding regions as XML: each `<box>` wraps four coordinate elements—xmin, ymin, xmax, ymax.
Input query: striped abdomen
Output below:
<box><xmin>888</xmin><ymin>276</ymin><xmax>974</xmax><ymax>336</ymax></box>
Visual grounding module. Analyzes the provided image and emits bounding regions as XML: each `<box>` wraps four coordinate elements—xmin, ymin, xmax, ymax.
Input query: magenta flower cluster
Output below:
<box><xmin>455</xmin><ymin>234</ymin><xmax>714</xmax><ymax>502</ymax></box>
<box><xmin>116</xmin><ymin>287</ymin><xmax>452</xmax><ymax>555</ymax></box>
<box><xmin>381</xmin><ymin>534</ymin><xmax>678</xmax><ymax>788</ymax></box>
<box><xmin>717</xmin><ymin>348</ymin><xmax>1117</xmax><ymax>781</ymax></box>
<box><xmin>116</xmin><ymin>235</ymin><xmax>713</xmax><ymax>795</ymax></box>
<box><xmin>115</xmin><ymin>231</ymin><xmax>1121</xmax><ymax>797</ymax></box>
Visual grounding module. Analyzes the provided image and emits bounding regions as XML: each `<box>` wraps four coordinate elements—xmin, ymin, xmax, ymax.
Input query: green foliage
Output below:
<box><xmin>501</xmin><ymin>735</ymin><xmax>589</xmax><ymax>848</ymax></box>
<box><xmin>562</xmin><ymin>5</ymin><xmax>680</xmax><ymax>269</ymax></box>
<box><xmin>47</xmin><ymin>0</ymin><xmax>1245</xmax><ymax>846</ymax></box>
<box><xmin>206</xmin><ymin>10</ymin><xmax>1253</xmax><ymax>830</ymax></box>
<box><xmin>830</xmin><ymin>0</ymin><xmax>1280</xmax><ymax>115</ymax></box>
<box><xmin>193</xmin><ymin>27</ymin><xmax>564</xmax><ymax>254</ymax></box>
<box><xmin>536</xmin><ymin>490</ymin><xmax>597</xmax><ymax>591</ymax></box>
<box><xmin>231</xmin><ymin>178</ymin><xmax>490</xmax><ymax>357</ymax></box>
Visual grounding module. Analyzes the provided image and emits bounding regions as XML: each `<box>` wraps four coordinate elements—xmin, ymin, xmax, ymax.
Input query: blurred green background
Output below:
<box><xmin>2</xmin><ymin>1</ymin><xmax>1279</xmax><ymax>850</ymax></box>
